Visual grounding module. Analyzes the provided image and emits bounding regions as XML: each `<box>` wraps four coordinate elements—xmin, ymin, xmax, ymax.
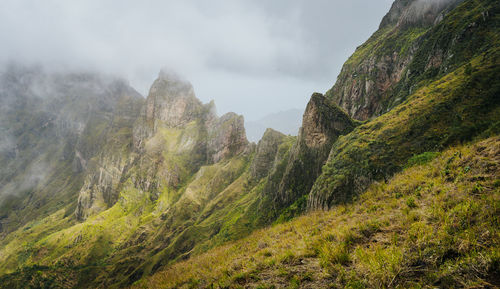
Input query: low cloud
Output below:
<box><xmin>0</xmin><ymin>0</ymin><xmax>393</xmax><ymax>119</ymax></box>
<box><xmin>403</xmin><ymin>0</ymin><xmax>461</xmax><ymax>25</ymax></box>
<box><xmin>0</xmin><ymin>158</ymin><xmax>51</xmax><ymax>203</ymax></box>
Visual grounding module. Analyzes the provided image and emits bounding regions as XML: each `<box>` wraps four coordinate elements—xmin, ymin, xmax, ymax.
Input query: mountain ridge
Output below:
<box><xmin>0</xmin><ymin>0</ymin><xmax>498</xmax><ymax>288</ymax></box>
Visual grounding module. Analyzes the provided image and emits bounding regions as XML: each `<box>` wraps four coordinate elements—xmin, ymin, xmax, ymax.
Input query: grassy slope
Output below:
<box><xmin>0</xmin><ymin>157</ymin><xmax>248</xmax><ymax>287</ymax></box>
<box><xmin>1</xmin><ymin>1</ymin><xmax>499</xmax><ymax>287</ymax></box>
<box><xmin>310</xmin><ymin>47</ymin><xmax>500</xmax><ymax>209</ymax></box>
<box><xmin>0</xmin><ymin>129</ymin><xmax>295</xmax><ymax>288</ymax></box>
<box><xmin>132</xmin><ymin>136</ymin><xmax>500</xmax><ymax>289</ymax></box>
<box><xmin>0</xmin><ymin>74</ymin><xmax>144</xmax><ymax>236</ymax></box>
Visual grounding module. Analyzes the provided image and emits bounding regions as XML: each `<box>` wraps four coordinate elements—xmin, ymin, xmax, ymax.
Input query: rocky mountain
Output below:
<box><xmin>272</xmin><ymin>93</ymin><xmax>357</xmax><ymax>212</ymax></box>
<box><xmin>0</xmin><ymin>64</ymin><xmax>144</xmax><ymax>235</ymax></box>
<box><xmin>310</xmin><ymin>0</ymin><xmax>499</xmax><ymax>210</ymax></box>
<box><xmin>0</xmin><ymin>0</ymin><xmax>498</xmax><ymax>288</ymax></box>
<box><xmin>0</xmin><ymin>67</ymin><xmax>294</xmax><ymax>288</ymax></box>
<box><xmin>134</xmin><ymin>135</ymin><xmax>500</xmax><ymax>289</ymax></box>
<box><xmin>74</xmin><ymin>71</ymin><xmax>250</xmax><ymax>222</ymax></box>
<box><xmin>327</xmin><ymin>0</ymin><xmax>466</xmax><ymax>120</ymax></box>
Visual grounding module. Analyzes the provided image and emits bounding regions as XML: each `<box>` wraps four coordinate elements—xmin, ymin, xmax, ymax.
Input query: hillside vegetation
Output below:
<box><xmin>0</xmin><ymin>0</ymin><xmax>499</xmax><ymax>288</ymax></box>
<box><xmin>132</xmin><ymin>136</ymin><xmax>499</xmax><ymax>289</ymax></box>
<box><xmin>310</xmin><ymin>47</ymin><xmax>500</xmax><ymax>210</ymax></box>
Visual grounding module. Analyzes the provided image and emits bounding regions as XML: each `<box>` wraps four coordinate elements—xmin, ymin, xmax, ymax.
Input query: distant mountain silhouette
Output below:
<box><xmin>245</xmin><ymin>108</ymin><xmax>302</xmax><ymax>142</ymax></box>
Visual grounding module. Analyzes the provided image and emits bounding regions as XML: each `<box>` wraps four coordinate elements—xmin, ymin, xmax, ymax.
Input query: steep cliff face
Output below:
<box><xmin>0</xmin><ymin>65</ymin><xmax>144</xmax><ymax>234</ymax></box>
<box><xmin>133</xmin><ymin>72</ymin><xmax>206</xmax><ymax>148</ymax></box>
<box><xmin>146</xmin><ymin>72</ymin><xmax>203</xmax><ymax>128</ymax></box>
<box><xmin>309</xmin><ymin>0</ymin><xmax>500</xmax><ymax>209</ymax></box>
<box><xmin>138</xmin><ymin>72</ymin><xmax>248</xmax><ymax>167</ymax></box>
<box><xmin>380</xmin><ymin>0</ymin><xmax>463</xmax><ymax>29</ymax></box>
<box><xmin>207</xmin><ymin>112</ymin><xmax>249</xmax><ymax>163</ymax></box>
<box><xmin>0</xmin><ymin>69</ymin><xmax>258</xmax><ymax>286</ymax></box>
<box><xmin>326</xmin><ymin>0</ymin><xmax>464</xmax><ymax>120</ymax></box>
<box><xmin>73</xmin><ymin>88</ymin><xmax>144</xmax><ymax>221</ymax></box>
<box><xmin>249</xmin><ymin>128</ymin><xmax>287</xmax><ymax>180</ymax></box>
<box><xmin>76</xmin><ymin>72</ymin><xmax>249</xmax><ymax>221</ymax></box>
<box><xmin>273</xmin><ymin>93</ymin><xmax>357</xmax><ymax>208</ymax></box>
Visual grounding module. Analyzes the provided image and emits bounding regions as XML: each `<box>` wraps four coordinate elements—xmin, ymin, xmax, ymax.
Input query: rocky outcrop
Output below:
<box><xmin>309</xmin><ymin>0</ymin><xmax>498</xmax><ymax>210</ymax></box>
<box><xmin>207</xmin><ymin>112</ymin><xmax>249</xmax><ymax>164</ymax></box>
<box><xmin>75</xmin><ymin>154</ymin><xmax>132</xmax><ymax>220</ymax></box>
<box><xmin>133</xmin><ymin>71</ymin><xmax>205</xmax><ymax>148</ymax></box>
<box><xmin>0</xmin><ymin>65</ymin><xmax>145</xmax><ymax>230</ymax></box>
<box><xmin>326</xmin><ymin>0</ymin><xmax>463</xmax><ymax>121</ymax></box>
<box><xmin>73</xmin><ymin>88</ymin><xmax>144</xmax><ymax>221</ymax></box>
<box><xmin>249</xmin><ymin>128</ymin><xmax>287</xmax><ymax>180</ymax></box>
<box><xmin>76</xmin><ymin>71</ymin><xmax>250</xmax><ymax>220</ymax></box>
<box><xmin>380</xmin><ymin>0</ymin><xmax>463</xmax><ymax>29</ymax></box>
<box><xmin>396</xmin><ymin>0</ymin><xmax>464</xmax><ymax>28</ymax></box>
<box><xmin>145</xmin><ymin>71</ymin><xmax>203</xmax><ymax>128</ymax></box>
<box><xmin>379</xmin><ymin>0</ymin><xmax>413</xmax><ymax>29</ymax></box>
<box><xmin>327</xmin><ymin>51</ymin><xmax>414</xmax><ymax>121</ymax></box>
<box><xmin>272</xmin><ymin>93</ymin><xmax>357</xmax><ymax>208</ymax></box>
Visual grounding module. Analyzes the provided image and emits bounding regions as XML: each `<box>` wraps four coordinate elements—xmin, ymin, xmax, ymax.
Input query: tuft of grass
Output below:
<box><xmin>319</xmin><ymin>242</ymin><xmax>350</xmax><ymax>268</ymax></box>
<box><xmin>406</xmin><ymin>152</ymin><xmax>440</xmax><ymax>168</ymax></box>
<box><xmin>355</xmin><ymin>245</ymin><xmax>404</xmax><ymax>287</ymax></box>
<box><xmin>280</xmin><ymin>250</ymin><xmax>299</xmax><ymax>265</ymax></box>
<box><xmin>406</xmin><ymin>197</ymin><xmax>417</xmax><ymax>209</ymax></box>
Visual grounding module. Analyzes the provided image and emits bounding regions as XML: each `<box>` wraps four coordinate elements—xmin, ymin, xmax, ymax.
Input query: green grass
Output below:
<box><xmin>0</xmin><ymin>97</ymin><xmax>293</xmax><ymax>288</ymax></box>
<box><xmin>1</xmin><ymin>2</ymin><xmax>499</xmax><ymax>288</ymax></box>
<box><xmin>130</xmin><ymin>136</ymin><xmax>500</xmax><ymax>289</ymax></box>
<box><xmin>310</xmin><ymin>47</ymin><xmax>500</xmax><ymax>209</ymax></box>
<box><xmin>0</xmin><ymin>148</ymin><xmax>267</xmax><ymax>288</ymax></box>
<box><xmin>406</xmin><ymin>152</ymin><xmax>440</xmax><ymax>168</ymax></box>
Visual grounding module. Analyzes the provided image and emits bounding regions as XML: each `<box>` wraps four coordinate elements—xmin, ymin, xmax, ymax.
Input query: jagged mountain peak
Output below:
<box><xmin>1</xmin><ymin>0</ymin><xmax>499</xmax><ymax>287</ymax></box>
<box><xmin>207</xmin><ymin>111</ymin><xmax>249</xmax><ymax>163</ymax></box>
<box><xmin>249</xmin><ymin>128</ymin><xmax>286</xmax><ymax>180</ymax></box>
<box><xmin>77</xmin><ymin>70</ymin><xmax>250</xmax><ymax>221</ymax></box>
<box><xmin>145</xmin><ymin>71</ymin><xmax>203</xmax><ymax>129</ymax></box>
<box><xmin>152</xmin><ymin>69</ymin><xmax>195</xmax><ymax>99</ymax></box>
<box><xmin>326</xmin><ymin>0</ymin><xmax>483</xmax><ymax>121</ymax></box>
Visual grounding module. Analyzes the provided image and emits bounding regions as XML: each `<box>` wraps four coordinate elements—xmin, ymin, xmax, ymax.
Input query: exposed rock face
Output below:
<box><xmin>380</xmin><ymin>0</ymin><xmax>462</xmax><ymax>29</ymax></box>
<box><xmin>75</xmin><ymin>154</ymin><xmax>131</xmax><ymax>220</ymax></box>
<box><xmin>76</xmin><ymin>71</ymin><xmax>249</xmax><ymax>220</ymax></box>
<box><xmin>72</xmin><ymin>91</ymin><xmax>144</xmax><ymax>220</ymax></box>
<box><xmin>133</xmin><ymin>71</ymin><xmax>205</xmax><ymax>148</ymax></box>
<box><xmin>273</xmin><ymin>93</ymin><xmax>357</xmax><ymax>208</ymax></box>
<box><xmin>249</xmin><ymin>128</ymin><xmax>287</xmax><ymax>180</ymax></box>
<box><xmin>309</xmin><ymin>0</ymin><xmax>498</xmax><ymax>210</ymax></box>
<box><xmin>327</xmin><ymin>0</ymin><xmax>463</xmax><ymax>121</ymax></box>
<box><xmin>0</xmin><ymin>64</ymin><xmax>145</xmax><ymax>229</ymax></box>
<box><xmin>397</xmin><ymin>0</ymin><xmax>464</xmax><ymax>28</ymax></box>
<box><xmin>146</xmin><ymin>71</ymin><xmax>203</xmax><ymax>129</ymax></box>
<box><xmin>327</xmin><ymin>52</ymin><xmax>414</xmax><ymax>121</ymax></box>
<box><xmin>207</xmin><ymin>112</ymin><xmax>249</xmax><ymax>163</ymax></box>
<box><xmin>379</xmin><ymin>0</ymin><xmax>412</xmax><ymax>28</ymax></box>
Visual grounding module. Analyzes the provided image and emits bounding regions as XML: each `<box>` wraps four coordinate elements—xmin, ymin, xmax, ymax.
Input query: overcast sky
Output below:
<box><xmin>0</xmin><ymin>0</ymin><xmax>393</xmax><ymax>120</ymax></box>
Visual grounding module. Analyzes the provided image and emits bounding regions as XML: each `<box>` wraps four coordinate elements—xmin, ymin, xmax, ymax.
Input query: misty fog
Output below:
<box><xmin>0</xmin><ymin>0</ymin><xmax>393</xmax><ymax>120</ymax></box>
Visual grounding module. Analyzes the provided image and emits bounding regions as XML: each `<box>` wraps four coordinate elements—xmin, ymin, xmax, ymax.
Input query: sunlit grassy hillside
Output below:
<box><xmin>132</xmin><ymin>136</ymin><xmax>499</xmax><ymax>289</ymax></box>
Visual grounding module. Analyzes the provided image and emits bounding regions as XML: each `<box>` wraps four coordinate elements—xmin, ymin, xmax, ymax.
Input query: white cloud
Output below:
<box><xmin>0</xmin><ymin>0</ymin><xmax>393</xmax><ymax>119</ymax></box>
